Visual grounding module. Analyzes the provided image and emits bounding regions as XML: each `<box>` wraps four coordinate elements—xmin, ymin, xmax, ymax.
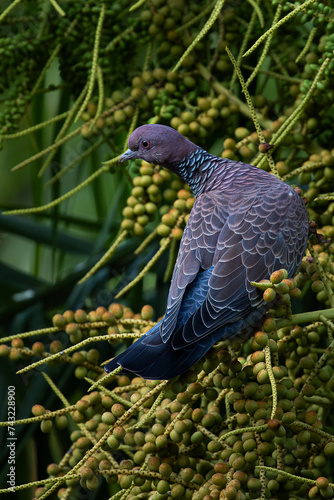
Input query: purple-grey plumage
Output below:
<box><xmin>105</xmin><ymin>124</ymin><xmax>309</xmax><ymax>380</ymax></box>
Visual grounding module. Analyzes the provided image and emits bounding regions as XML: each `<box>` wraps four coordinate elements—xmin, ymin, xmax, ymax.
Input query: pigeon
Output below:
<box><xmin>104</xmin><ymin>124</ymin><xmax>309</xmax><ymax>380</ymax></box>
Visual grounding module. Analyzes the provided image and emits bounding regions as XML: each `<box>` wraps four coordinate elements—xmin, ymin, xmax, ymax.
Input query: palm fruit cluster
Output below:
<box><xmin>120</xmin><ymin>160</ymin><xmax>194</xmax><ymax>239</ymax></box>
<box><xmin>296</xmin><ymin>241</ymin><xmax>334</xmax><ymax>308</ymax></box>
<box><xmin>1</xmin><ymin>268</ymin><xmax>334</xmax><ymax>499</ymax></box>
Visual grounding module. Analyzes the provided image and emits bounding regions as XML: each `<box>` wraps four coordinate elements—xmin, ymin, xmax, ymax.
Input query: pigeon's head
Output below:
<box><xmin>119</xmin><ymin>124</ymin><xmax>198</xmax><ymax>169</ymax></box>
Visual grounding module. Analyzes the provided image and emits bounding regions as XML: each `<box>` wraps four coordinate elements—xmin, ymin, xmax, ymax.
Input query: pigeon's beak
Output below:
<box><xmin>119</xmin><ymin>149</ymin><xmax>138</xmax><ymax>163</ymax></box>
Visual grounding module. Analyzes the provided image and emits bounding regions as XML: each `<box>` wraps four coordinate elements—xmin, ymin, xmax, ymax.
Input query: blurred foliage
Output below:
<box><xmin>0</xmin><ymin>0</ymin><xmax>334</xmax><ymax>499</ymax></box>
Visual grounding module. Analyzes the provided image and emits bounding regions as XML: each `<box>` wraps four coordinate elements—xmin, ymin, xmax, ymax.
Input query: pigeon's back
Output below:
<box><xmin>158</xmin><ymin>160</ymin><xmax>308</xmax><ymax>349</ymax></box>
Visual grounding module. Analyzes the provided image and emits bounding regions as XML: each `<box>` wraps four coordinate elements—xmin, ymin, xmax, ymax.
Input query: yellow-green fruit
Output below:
<box><xmin>131</xmin><ymin>88</ymin><xmax>144</xmax><ymax>100</ymax></box>
<box><xmin>80</xmin><ymin>467</ymin><xmax>94</xmax><ymax>480</ymax></box>
<box><xmin>199</xmin><ymin>115</ymin><xmax>213</xmax><ymax>128</ymax></box>
<box><xmin>133</xmin><ymin>176</ymin><xmax>142</xmax><ymax>187</ymax></box>
<box><xmin>171</xmin><ymin>179</ymin><xmax>183</xmax><ymax>190</ymax></box>
<box><xmin>40</xmin><ymin>419</ymin><xmax>53</xmax><ymax>433</ymax></box>
<box><xmin>140</xmin><ymin>164</ymin><xmax>154</xmax><ymax>175</ymax></box>
<box><xmin>113</xmin><ymin>110</ymin><xmax>126</xmax><ymax>124</ymax></box>
<box><xmin>11</xmin><ymin>338</ymin><xmax>23</xmax><ymax>348</ymax></box>
<box><xmin>141</xmin><ymin>305</ymin><xmax>154</xmax><ymax>320</ymax></box>
<box><xmin>134</xmin><ymin>203</ymin><xmax>146</xmax><ymax>215</ymax></box>
<box><xmin>189</xmin><ymin>121</ymin><xmax>200</xmax><ymax>133</ymax></box>
<box><xmin>133</xmin><ymin>223</ymin><xmax>145</xmax><ymax>236</ymax></box>
<box><xmin>181</xmin><ymin>110</ymin><xmax>196</xmax><ymax>123</ymax></box>
<box><xmin>107</xmin><ymin>435</ymin><xmax>120</xmax><ymax>450</ymax></box>
<box><xmin>145</xmin><ymin>202</ymin><xmax>157</xmax><ymax>215</ymax></box>
<box><xmin>132</xmin><ymin>76</ymin><xmax>144</xmax><ymax>88</ymax></box>
<box><xmin>147</xmin><ymin>184</ymin><xmax>160</xmax><ymax>196</ymax></box>
<box><xmin>186</xmin><ymin>197</ymin><xmax>195</xmax><ymax>210</ymax></box>
<box><xmin>102</xmin><ymin>412</ymin><xmax>116</xmax><ymax>425</ymax></box>
<box><xmin>157</xmin><ymin>480</ymin><xmax>170</xmax><ymax>494</ymax></box>
<box><xmin>132</xmin><ymin>186</ymin><xmax>145</xmax><ymax>198</ymax></box>
<box><xmin>197</xmin><ymin>97</ymin><xmax>210</xmax><ymax>110</ymax></box>
<box><xmin>87</xmin><ymin>102</ymin><xmax>97</xmax><ymax>116</ymax></box>
<box><xmin>63</xmin><ymin>310</ymin><xmax>74</xmax><ymax>322</ymax></box>
<box><xmin>183</xmin><ymin>75</ymin><xmax>196</xmax><ymax>88</ymax></box>
<box><xmin>152</xmin><ymin>172</ymin><xmax>164</xmax><ymax>185</ymax></box>
<box><xmin>32</xmin><ymin>404</ymin><xmax>45</xmax><ymax>416</ymax></box>
<box><xmin>69</xmin><ymin>331</ymin><xmax>82</xmax><ymax>344</ymax></box>
<box><xmin>223</xmin><ymin>138</ymin><xmax>236</xmax><ymax>150</ymax></box>
<box><xmin>140</xmin><ymin>175</ymin><xmax>152</xmax><ymax>187</ymax></box>
<box><xmin>162</xmin><ymin>213</ymin><xmax>177</xmax><ymax>227</ymax></box>
<box><xmin>276</xmin><ymin>161</ymin><xmax>289</xmax><ymax>176</ymax></box>
<box><xmin>220</xmin><ymin>107</ymin><xmax>231</xmax><ymax>119</ymax></box>
<box><xmin>124</xmin><ymin>105</ymin><xmax>134</xmax><ymax>117</ymax></box>
<box><xmin>121</xmin><ymin>219</ymin><xmax>134</xmax><ymax>230</ymax></box>
<box><xmin>275</xmin><ymin>282</ymin><xmax>290</xmax><ymax>294</ymax></box>
<box><xmin>207</xmin><ymin>107</ymin><xmax>219</xmax><ymax>119</ymax></box>
<box><xmin>127</xmin><ymin>196</ymin><xmax>138</xmax><ymax>207</ymax></box>
<box><xmin>111</xmin><ymin>403</ymin><xmax>125</xmax><ymax>418</ymax></box>
<box><xmin>222</xmin><ymin>149</ymin><xmax>237</xmax><ymax>160</ymax></box>
<box><xmin>137</xmin><ymin>215</ymin><xmax>149</xmax><ymax>226</ymax></box>
<box><xmin>235</xmin><ymin>127</ymin><xmax>249</xmax><ymax>140</ymax></box>
<box><xmin>163</xmin><ymin>189</ymin><xmax>177</xmax><ymax>202</ymax></box>
<box><xmin>122</xmin><ymin>206</ymin><xmax>134</xmax><ymax>218</ymax></box>
<box><xmin>170</xmin><ymin>116</ymin><xmax>182</xmax><ymax>129</ymax></box>
<box><xmin>270</xmin><ymin>269</ymin><xmax>288</xmax><ymax>284</ymax></box>
<box><xmin>160</xmin><ymin>170</ymin><xmax>171</xmax><ymax>181</ymax></box>
<box><xmin>86</xmin><ymin>476</ymin><xmax>99</xmax><ymax>490</ymax></box>
<box><xmin>174</xmin><ymin>199</ymin><xmax>186</xmax><ymax>210</ymax></box>
<box><xmin>75</xmin><ymin>366</ymin><xmax>87</xmax><ymax>379</ymax></box>
<box><xmin>55</xmin><ymin>415</ymin><xmax>68</xmax><ymax>429</ymax></box>
<box><xmin>172</xmin><ymin>227</ymin><xmax>183</xmax><ymax>240</ymax></box>
<box><xmin>111</xmin><ymin>90</ymin><xmax>123</xmax><ymax>102</ymax></box>
<box><xmin>157</xmin><ymin>224</ymin><xmax>171</xmax><ymax>237</ymax></box>
<box><xmin>52</xmin><ymin>313</ymin><xmax>66</xmax><ymax>328</ymax></box>
<box><xmin>239</xmin><ymin>146</ymin><xmax>252</xmax><ymax>158</ymax></box>
<box><xmin>171</xmin><ymin>484</ymin><xmax>185</xmax><ymax>498</ymax></box>
<box><xmin>147</xmin><ymin>87</ymin><xmax>158</xmax><ymax>100</ymax></box>
<box><xmin>299</xmin><ymin>172</ymin><xmax>312</xmax><ymax>185</ymax></box>
<box><xmin>216</xmin><ymin>58</ymin><xmax>230</xmax><ymax>71</ymax></box>
<box><xmin>50</xmin><ymin>340</ymin><xmax>62</xmax><ymax>353</ymax></box>
<box><xmin>177</xmin><ymin>123</ymin><xmax>189</xmax><ymax>136</ymax></box>
<box><xmin>165</xmin><ymin>82</ymin><xmax>177</xmax><ymax>94</ymax></box>
<box><xmin>65</xmin><ymin>323</ymin><xmax>79</xmax><ymax>336</ymax></box>
<box><xmin>177</xmin><ymin>189</ymin><xmax>191</xmax><ymax>200</ymax></box>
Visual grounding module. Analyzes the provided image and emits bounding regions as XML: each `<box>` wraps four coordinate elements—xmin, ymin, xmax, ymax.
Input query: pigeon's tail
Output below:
<box><xmin>104</xmin><ymin>320</ymin><xmax>216</xmax><ymax>380</ymax></box>
<box><xmin>103</xmin><ymin>305</ymin><xmax>267</xmax><ymax>380</ymax></box>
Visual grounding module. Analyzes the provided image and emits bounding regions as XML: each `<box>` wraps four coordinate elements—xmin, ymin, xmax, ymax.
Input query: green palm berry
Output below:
<box><xmin>170</xmin><ymin>484</ymin><xmax>185</xmax><ymax>498</ymax></box>
<box><xmin>52</xmin><ymin>313</ymin><xmax>66</xmax><ymax>328</ymax></box>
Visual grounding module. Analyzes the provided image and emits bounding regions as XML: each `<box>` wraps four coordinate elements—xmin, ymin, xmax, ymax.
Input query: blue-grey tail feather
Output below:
<box><xmin>103</xmin><ymin>306</ymin><xmax>264</xmax><ymax>380</ymax></box>
<box><xmin>104</xmin><ymin>333</ymin><xmax>212</xmax><ymax>380</ymax></box>
<box><xmin>104</xmin><ymin>319</ymin><xmax>212</xmax><ymax>380</ymax></box>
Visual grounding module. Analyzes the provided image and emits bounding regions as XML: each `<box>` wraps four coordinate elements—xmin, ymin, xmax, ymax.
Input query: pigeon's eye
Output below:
<box><xmin>141</xmin><ymin>140</ymin><xmax>150</xmax><ymax>149</ymax></box>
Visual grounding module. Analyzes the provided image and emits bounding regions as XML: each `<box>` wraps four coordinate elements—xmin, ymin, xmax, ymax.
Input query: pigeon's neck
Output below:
<box><xmin>172</xmin><ymin>149</ymin><xmax>229</xmax><ymax>197</ymax></box>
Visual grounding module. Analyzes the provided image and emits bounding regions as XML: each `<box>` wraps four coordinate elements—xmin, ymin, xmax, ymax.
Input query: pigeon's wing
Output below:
<box><xmin>159</xmin><ymin>191</ymin><xmax>230</xmax><ymax>343</ymax></box>
<box><xmin>158</xmin><ymin>183</ymin><xmax>308</xmax><ymax>349</ymax></box>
